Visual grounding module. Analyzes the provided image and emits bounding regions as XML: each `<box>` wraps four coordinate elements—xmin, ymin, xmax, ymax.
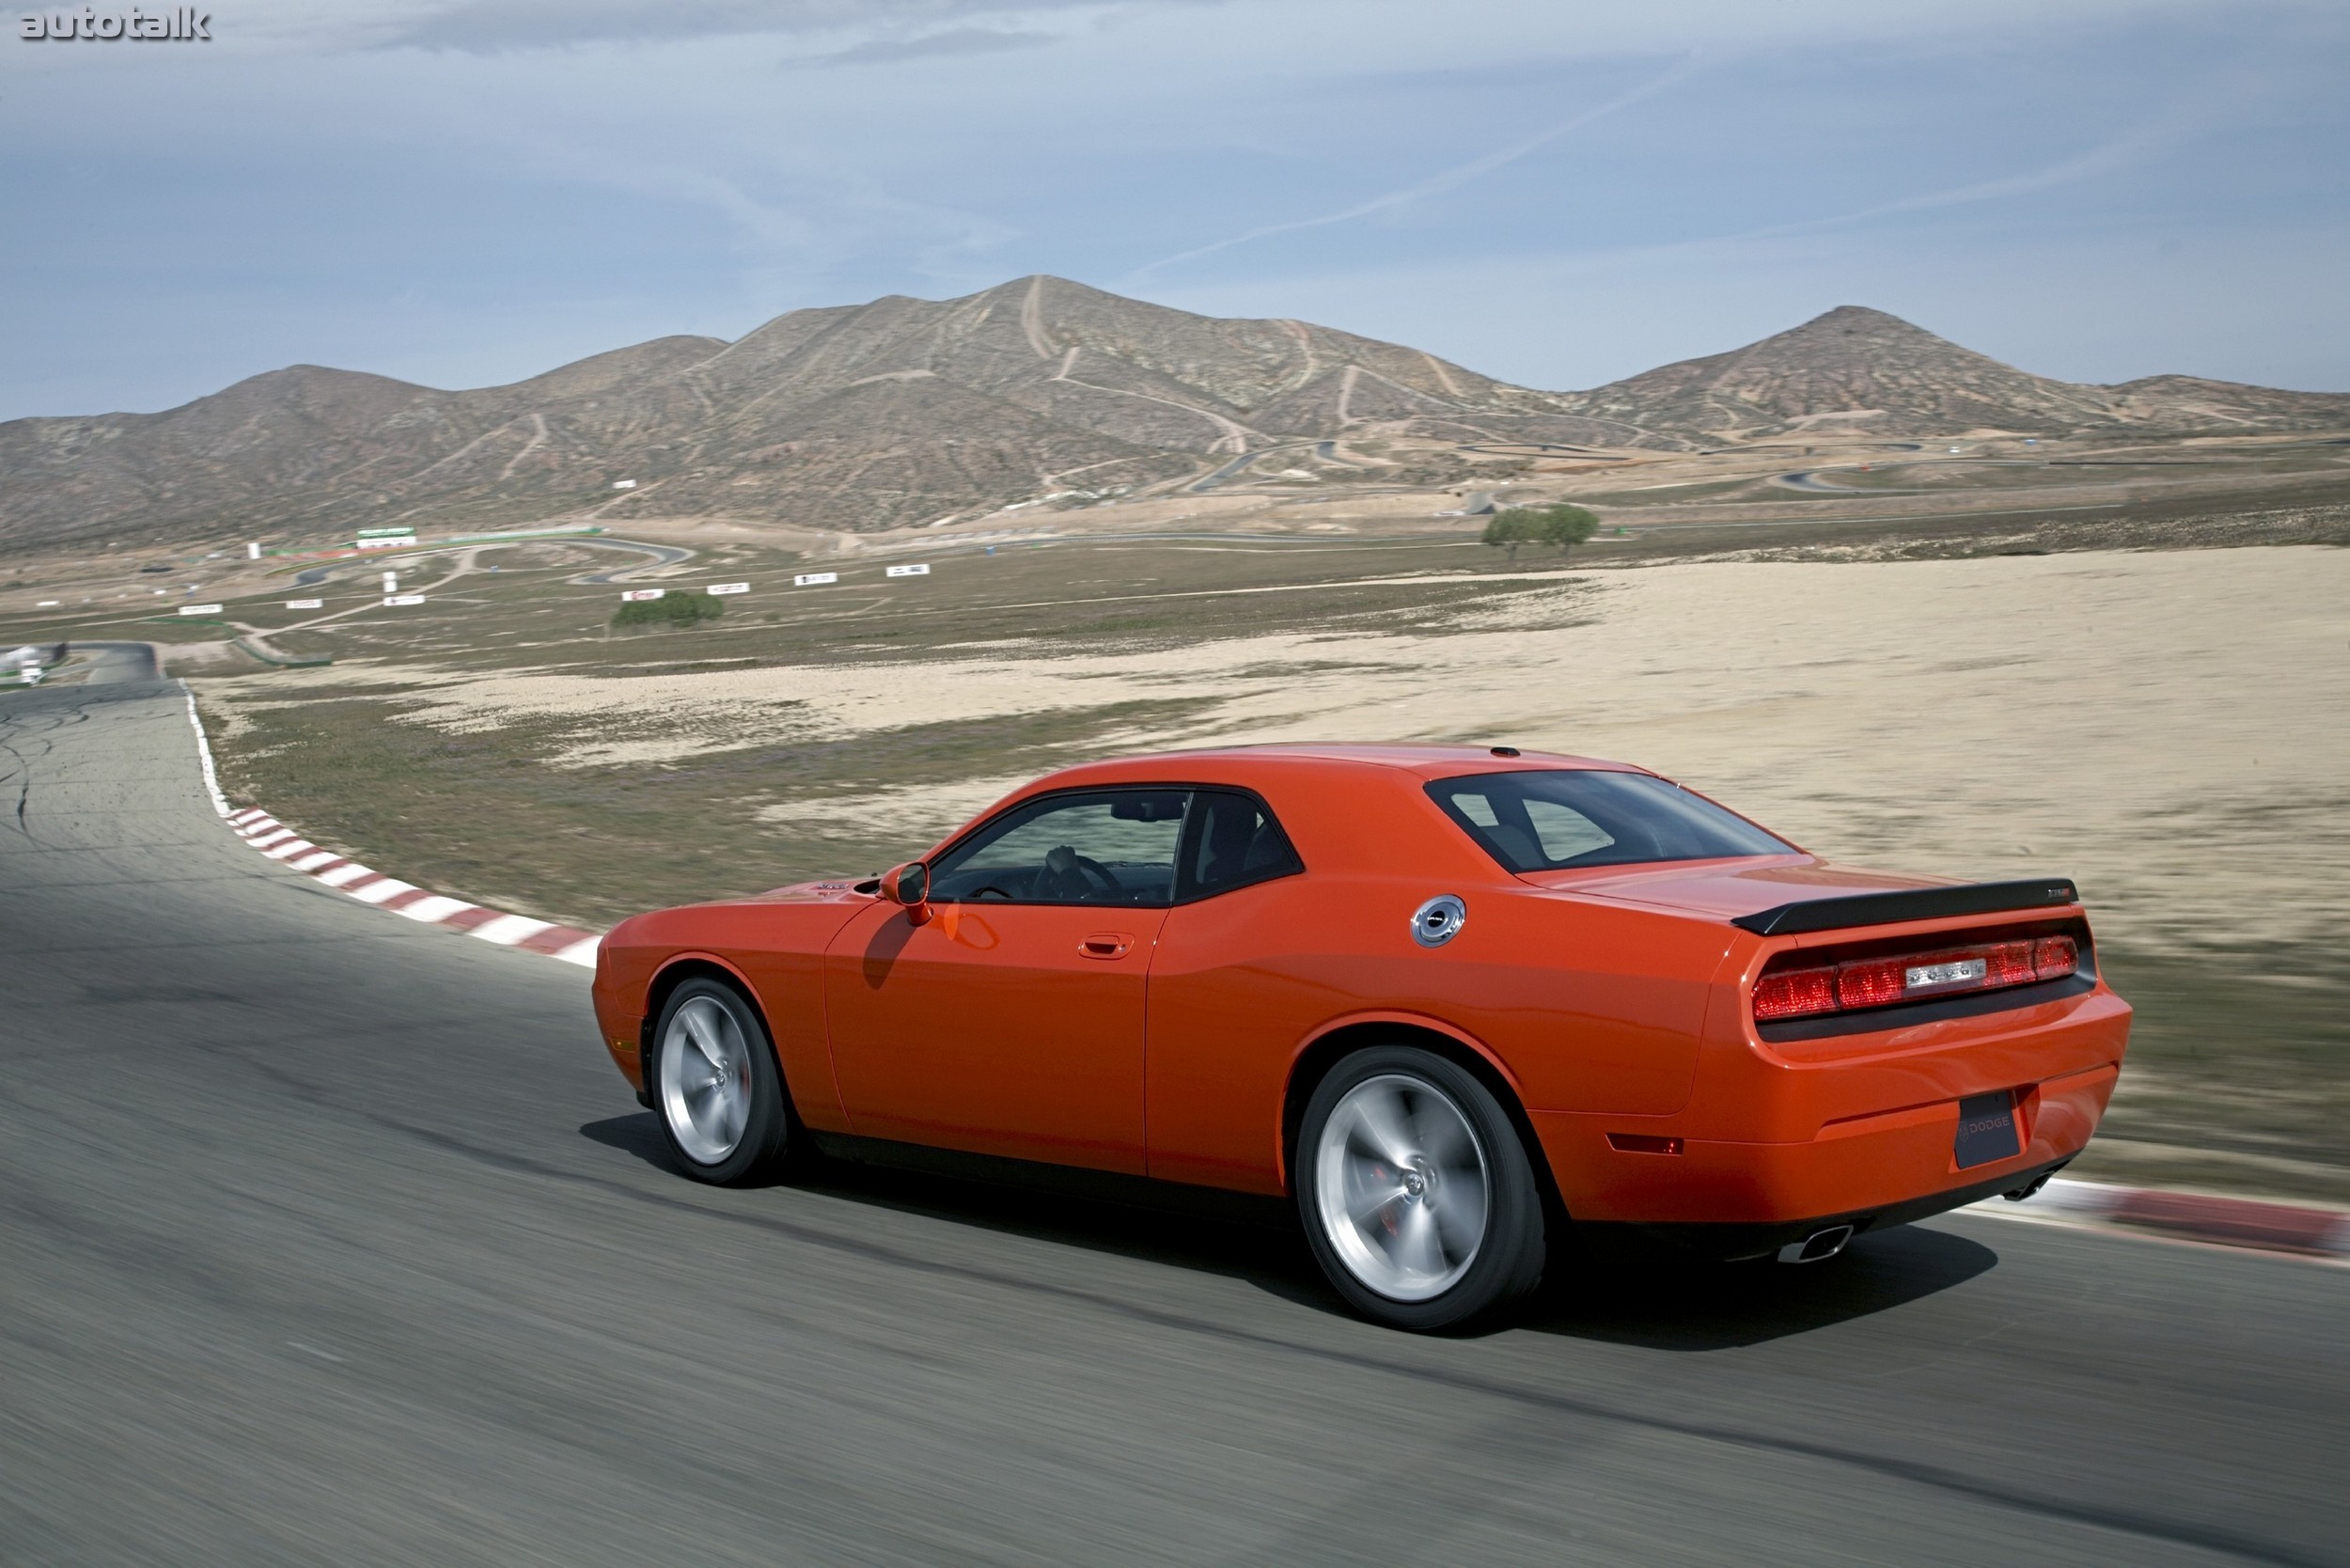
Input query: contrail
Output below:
<box><xmin>1129</xmin><ymin>55</ymin><xmax>1705</xmax><ymax>278</ymax></box>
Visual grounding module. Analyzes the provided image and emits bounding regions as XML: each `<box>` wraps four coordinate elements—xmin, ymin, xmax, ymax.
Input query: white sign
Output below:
<box><xmin>384</xmin><ymin>594</ymin><xmax>427</xmax><ymax>606</ymax></box>
<box><xmin>286</xmin><ymin>598</ymin><xmax>323</xmax><ymax>610</ymax></box>
<box><xmin>179</xmin><ymin>604</ymin><xmax>223</xmax><ymax>615</ymax></box>
<box><xmin>793</xmin><ymin>572</ymin><xmax>839</xmax><ymax>587</ymax></box>
<box><xmin>611</xmin><ymin>478</ymin><xmax>637</xmax><ymax>491</ymax></box>
<box><xmin>246</xmin><ymin>542</ymin><xmax>261</xmax><ymax>560</ymax></box>
<box><xmin>885</xmin><ymin>563</ymin><xmax>932</xmax><ymax>578</ymax></box>
<box><xmin>620</xmin><ymin>588</ymin><xmax>666</xmax><ymax>603</ymax></box>
<box><xmin>707</xmin><ymin>582</ymin><xmax>750</xmax><ymax>596</ymax></box>
<box><xmin>355</xmin><ymin>534</ymin><xmax>418</xmax><ymax>550</ymax></box>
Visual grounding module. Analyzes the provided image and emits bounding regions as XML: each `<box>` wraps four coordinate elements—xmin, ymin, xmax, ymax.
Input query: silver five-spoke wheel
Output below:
<box><xmin>658</xmin><ymin>995</ymin><xmax>753</xmax><ymax>1166</ymax></box>
<box><xmin>1312</xmin><ymin>1073</ymin><xmax>1492</xmax><ymax>1302</ymax></box>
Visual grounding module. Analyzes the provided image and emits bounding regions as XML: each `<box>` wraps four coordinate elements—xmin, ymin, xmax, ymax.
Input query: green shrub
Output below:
<box><xmin>1481</xmin><ymin>503</ymin><xmax>1601</xmax><ymax>561</ymax></box>
<box><xmin>612</xmin><ymin>592</ymin><xmax>725</xmax><ymax>631</ymax></box>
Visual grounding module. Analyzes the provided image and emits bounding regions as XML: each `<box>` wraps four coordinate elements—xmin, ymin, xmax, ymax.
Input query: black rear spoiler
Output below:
<box><xmin>1731</xmin><ymin>878</ymin><xmax>2079</xmax><ymax>937</ymax></box>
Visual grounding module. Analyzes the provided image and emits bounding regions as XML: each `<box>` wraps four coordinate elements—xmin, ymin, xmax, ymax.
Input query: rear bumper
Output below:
<box><xmin>1587</xmin><ymin>1156</ymin><xmax>2074</xmax><ymax>1262</ymax></box>
<box><xmin>1530</xmin><ymin>1059</ymin><xmax>2120</xmax><ymax>1230</ymax></box>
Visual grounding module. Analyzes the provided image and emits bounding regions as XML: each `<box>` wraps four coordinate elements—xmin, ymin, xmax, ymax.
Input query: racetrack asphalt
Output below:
<box><xmin>3</xmin><ymin>671</ymin><xmax>2344</xmax><ymax>1567</ymax></box>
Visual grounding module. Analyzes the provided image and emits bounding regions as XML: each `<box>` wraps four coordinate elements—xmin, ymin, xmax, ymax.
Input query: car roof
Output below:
<box><xmin>1031</xmin><ymin>742</ymin><xmax>1651</xmax><ymax>787</ymax></box>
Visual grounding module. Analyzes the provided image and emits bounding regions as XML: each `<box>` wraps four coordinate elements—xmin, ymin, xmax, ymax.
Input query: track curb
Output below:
<box><xmin>1963</xmin><ymin>1178</ymin><xmax>2350</xmax><ymax>1262</ymax></box>
<box><xmin>185</xmin><ymin>692</ymin><xmax>602</xmax><ymax>969</ymax></box>
<box><xmin>220</xmin><ymin>804</ymin><xmax>605</xmax><ymax>967</ymax></box>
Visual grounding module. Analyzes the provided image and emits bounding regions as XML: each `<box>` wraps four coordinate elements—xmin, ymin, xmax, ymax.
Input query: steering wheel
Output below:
<box><xmin>1036</xmin><ymin>847</ymin><xmax>1122</xmax><ymax>901</ymax></box>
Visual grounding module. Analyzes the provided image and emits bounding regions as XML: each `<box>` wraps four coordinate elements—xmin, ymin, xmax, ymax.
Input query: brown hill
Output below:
<box><xmin>4</xmin><ymin>284</ymin><xmax>2344</xmax><ymax>546</ymax></box>
<box><xmin>1565</xmin><ymin>306</ymin><xmax>2350</xmax><ymax>441</ymax></box>
<box><xmin>0</xmin><ymin>277</ymin><xmax>1625</xmax><ymax>546</ymax></box>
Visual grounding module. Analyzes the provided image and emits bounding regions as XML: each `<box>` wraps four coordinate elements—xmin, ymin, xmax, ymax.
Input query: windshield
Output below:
<box><xmin>1427</xmin><ymin>770</ymin><xmax>1794</xmax><ymax>872</ymax></box>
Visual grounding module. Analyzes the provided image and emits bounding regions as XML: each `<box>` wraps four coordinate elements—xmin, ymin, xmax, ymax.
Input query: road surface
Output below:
<box><xmin>1</xmin><ymin>669</ymin><xmax>2342</xmax><ymax>1566</ymax></box>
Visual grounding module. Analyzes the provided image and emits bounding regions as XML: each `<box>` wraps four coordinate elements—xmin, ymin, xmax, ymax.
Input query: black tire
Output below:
<box><xmin>1295</xmin><ymin>1045</ymin><xmax>1546</xmax><ymax>1332</ymax></box>
<box><xmin>647</xmin><ymin>978</ymin><xmax>802</xmax><ymax>1185</ymax></box>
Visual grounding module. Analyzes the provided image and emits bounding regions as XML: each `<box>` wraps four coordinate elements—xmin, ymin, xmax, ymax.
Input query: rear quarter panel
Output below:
<box><xmin>1145</xmin><ymin>873</ymin><xmax>1734</xmax><ymax>1192</ymax></box>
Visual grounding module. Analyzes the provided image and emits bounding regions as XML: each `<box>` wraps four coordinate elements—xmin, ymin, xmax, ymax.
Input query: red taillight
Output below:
<box><xmin>2034</xmin><ymin>935</ymin><xmax>2078</xmax><ymax>980</ymax></box>
<box><xmin>1753</xmin><ymin>965</ymin><xmax>1836</xmax><ymax>1020</ymax></box>
<box><xmin>1753</xmin><ymin>930</ymin><xmax>2083</xmax><ymax>1025</ymax></box>
<box><xmin>1836</xmin><ymin>956</ymin><xmax>1907</xmax><ymax>1010</ymax></box>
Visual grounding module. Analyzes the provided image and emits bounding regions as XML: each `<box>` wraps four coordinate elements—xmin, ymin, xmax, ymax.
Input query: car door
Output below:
<box><xmin>821</xmin><ymin>788</ymin><xmax>1188</xmax><ymax>1174</ymax></box>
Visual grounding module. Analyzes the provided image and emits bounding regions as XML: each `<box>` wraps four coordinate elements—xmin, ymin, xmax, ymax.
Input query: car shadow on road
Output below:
<box><xmin>580</xmin><ymin>1113</ymin><xmax>2000</xmax><ymax>1346</ymax></box>
<box><xmin>1524</xmin><ymin>1224</ymin><xmax>2002</xmax><ymax>1351</ymax></box>
<box><xmin>578</xmin><ymin>1112</ymin><xmax>1335</xmax><ymax>1310</ymax></box>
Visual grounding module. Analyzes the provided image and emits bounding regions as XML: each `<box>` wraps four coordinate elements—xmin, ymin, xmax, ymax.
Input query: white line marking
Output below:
<box><xmin>183</xmin><ymin>691</ymin><xmax>232</xmax><ymax>817</ymax></box>
<box><xmin>551</xmin><ymin>935</ymin><xmax>602</xmax><ymax>968</ymax></box>
<box><xmin>261</xmin><ymin>839</ymin><xmax>318</xmax><ymax>860</ymax></box>
<box><xmin>396</xmin><ymin>895</ymin><xmax>475</xmax><ymax>923</ymax></box>
<box><xmin>289</xmin><ymin>850</ymin><xmax>343</xmax><ymax>871</ymax></box>
<box><xmin>347</xmin><ymin>879</ymin><xmax>417</xmax><ymax>905</ymax></box>
<box><xmin>246</xmin><ymin>828</ymin><xmax>297</xmax><ymax>849</ymax></box>
<box><xmin>314</xmin><ymin>862</ymin><xmax>378</xmax><ymax>887</ymax></box>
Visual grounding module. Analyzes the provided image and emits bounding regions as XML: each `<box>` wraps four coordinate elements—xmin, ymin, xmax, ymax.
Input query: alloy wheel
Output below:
<box><xmin>1311</xmin><ymin>1073</ymin><xmax>1492</xmax><ymax>1302</ymax></box>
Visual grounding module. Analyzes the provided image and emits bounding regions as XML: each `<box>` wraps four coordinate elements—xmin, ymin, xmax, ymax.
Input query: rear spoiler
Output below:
<box><xmin>1731</xmin><ymin>878</ymin><xmax>2079</xmax><ymax>937</ymax></box>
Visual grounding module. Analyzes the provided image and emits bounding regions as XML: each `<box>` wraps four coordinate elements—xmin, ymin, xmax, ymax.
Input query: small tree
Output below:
<box><xmin>1482</xmin><ymin>503</ymin><xmax>1599</xmax><ymax>561</ymax></box>
<box><xmin>1481</xmin><ymin>508</ymin><xmax>1540</xmax><ymax>561</ymax></box>
<box><xmin>1535</xmin><ymin>502</ymin><xmax>1600</xmax><ymax>552</ymax></box>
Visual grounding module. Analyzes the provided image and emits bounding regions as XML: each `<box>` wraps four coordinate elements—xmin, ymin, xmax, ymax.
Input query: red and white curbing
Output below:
<box><xmin>183</xmin><ymin>689</ymin><xmax>602</xmax><ymax>967</ymax></box>
<box><xmin>1964</xmin><ymin>1178</ymin><xmax>2350</xmax><ymax>1262</ymax></box>
<box><xmin>224</xmin><ymin>807</ymin><xmax>604</xmax><ymax>965</ymax></box>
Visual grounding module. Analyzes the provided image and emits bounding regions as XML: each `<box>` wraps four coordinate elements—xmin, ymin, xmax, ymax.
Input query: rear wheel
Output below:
<box><xmin>649</xmin><ymin>978</ymin><xmax>798</xmax><ymax>1185</ymax></box>
<box><xmin>1296</xmin><ymin>1046</ymin><xmax>1545</xmax><ymax>1331</ymax></box>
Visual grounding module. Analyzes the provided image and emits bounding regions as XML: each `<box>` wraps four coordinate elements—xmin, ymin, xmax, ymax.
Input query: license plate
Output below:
<box><xmin>1954</xmin><ymin>1092</ymin><xmax>2021</xmax><ymax>1168</ymax></box>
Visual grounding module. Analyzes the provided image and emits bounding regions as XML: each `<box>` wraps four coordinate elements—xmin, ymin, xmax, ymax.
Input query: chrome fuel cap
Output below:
<box><xmin>1410</xmin><ymin>894</ymin><xmax>1467</xmax><ymax>948</ymax></box>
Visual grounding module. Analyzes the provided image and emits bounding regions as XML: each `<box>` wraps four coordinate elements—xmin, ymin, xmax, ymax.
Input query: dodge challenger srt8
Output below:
<box><xmin>591</xmin><ymin>745</ymin><xmax>2129</xmax><ymax>1330</ymax></box>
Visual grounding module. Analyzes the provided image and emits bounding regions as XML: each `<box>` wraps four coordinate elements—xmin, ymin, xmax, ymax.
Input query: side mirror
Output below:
<box><xmin>878</xmin><ymin>861</ymin><xmax>932</xmax><ymax>921</ymax></box>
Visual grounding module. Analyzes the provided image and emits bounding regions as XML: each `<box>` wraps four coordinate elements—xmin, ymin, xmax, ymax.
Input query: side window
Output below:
<box><xmin>1178</xmin><ymin>790</ymin><xmax>1304</xmax><ymax>901</ymax></box>
<box><xmin>930</xmin><ymin>790</ymin><xmax>1188</xmax><ymax>906</ymax></box>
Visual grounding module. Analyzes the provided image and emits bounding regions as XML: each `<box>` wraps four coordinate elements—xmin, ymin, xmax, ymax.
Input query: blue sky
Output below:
<box><xmin>3</xmin><ymin>0</ymin><xmax>2345</xmax><ymax>420</ymax></box>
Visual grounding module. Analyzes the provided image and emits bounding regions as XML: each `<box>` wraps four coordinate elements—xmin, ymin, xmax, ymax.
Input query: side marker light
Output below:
<box><xmin>1607</xmin><ymin>1133</ymin><xmax>1684</xmax><ymax>1155</ymax></box>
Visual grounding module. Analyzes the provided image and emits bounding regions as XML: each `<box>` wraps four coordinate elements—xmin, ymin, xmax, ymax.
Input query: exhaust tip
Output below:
<box><xmin>1777</xmin><ymin>1224</ymin><xmax>1855</xmax><ymax>1265</ymax></box>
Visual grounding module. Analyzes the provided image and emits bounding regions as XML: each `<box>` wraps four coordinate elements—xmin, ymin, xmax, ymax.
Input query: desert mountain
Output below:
<box><xmin>3</xmin><ymin>282</ymin><xmax>2344</xmax><ymax>545</ymax></box>
<box><xmin>0</xmin><ymin>277</ymin><xmax>1617</xmax><ymax>546</ymax></box>
<box><xmin>1563</xmin><ymin>306</ymin><xmax>2350</xmax><ymax>442</ymax></box>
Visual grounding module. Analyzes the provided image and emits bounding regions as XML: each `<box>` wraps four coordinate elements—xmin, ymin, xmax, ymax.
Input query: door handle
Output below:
<box><xmin>1078</xmin><ymin>933</ymin><xmax>1134</xmax><ymax>960</ymax></box>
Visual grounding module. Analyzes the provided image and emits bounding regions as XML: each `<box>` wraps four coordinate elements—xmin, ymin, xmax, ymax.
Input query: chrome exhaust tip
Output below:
<box><xmin>1776</xmin><ymin>1224</ymin><xmax>1855</xmax><ymax>1265</ymax></box>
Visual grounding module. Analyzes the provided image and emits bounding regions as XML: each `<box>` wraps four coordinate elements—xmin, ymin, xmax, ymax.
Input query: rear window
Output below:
<box><xmin>1427</xmin><ymin>770</ymin><xmax>1794</xmax><ymax>872</ymax></box>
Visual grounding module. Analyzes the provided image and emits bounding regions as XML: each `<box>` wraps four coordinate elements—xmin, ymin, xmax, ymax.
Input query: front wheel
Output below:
<box><xmin>649</xmin><ymin>978</ymin><xmax>799</xmax><ymax>1185</ymax></box>
<box><xmin>1296</xmin><ymin>1046</ymin><xmax>1546</xmax><ymax>1331</ymax></box>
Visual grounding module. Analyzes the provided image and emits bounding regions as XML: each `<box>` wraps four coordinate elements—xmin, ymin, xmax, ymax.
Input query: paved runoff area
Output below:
<box><xmin>3</xmin><ymin>666</ymin><xmax>2346</xmax><ymax>1567</ymax></box>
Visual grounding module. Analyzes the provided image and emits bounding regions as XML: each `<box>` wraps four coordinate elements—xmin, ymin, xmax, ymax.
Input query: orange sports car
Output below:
<box><xmin>591</xmin><ymin>745</ymin><xmax>2129</xmax><ymax>1330</ymax></box>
